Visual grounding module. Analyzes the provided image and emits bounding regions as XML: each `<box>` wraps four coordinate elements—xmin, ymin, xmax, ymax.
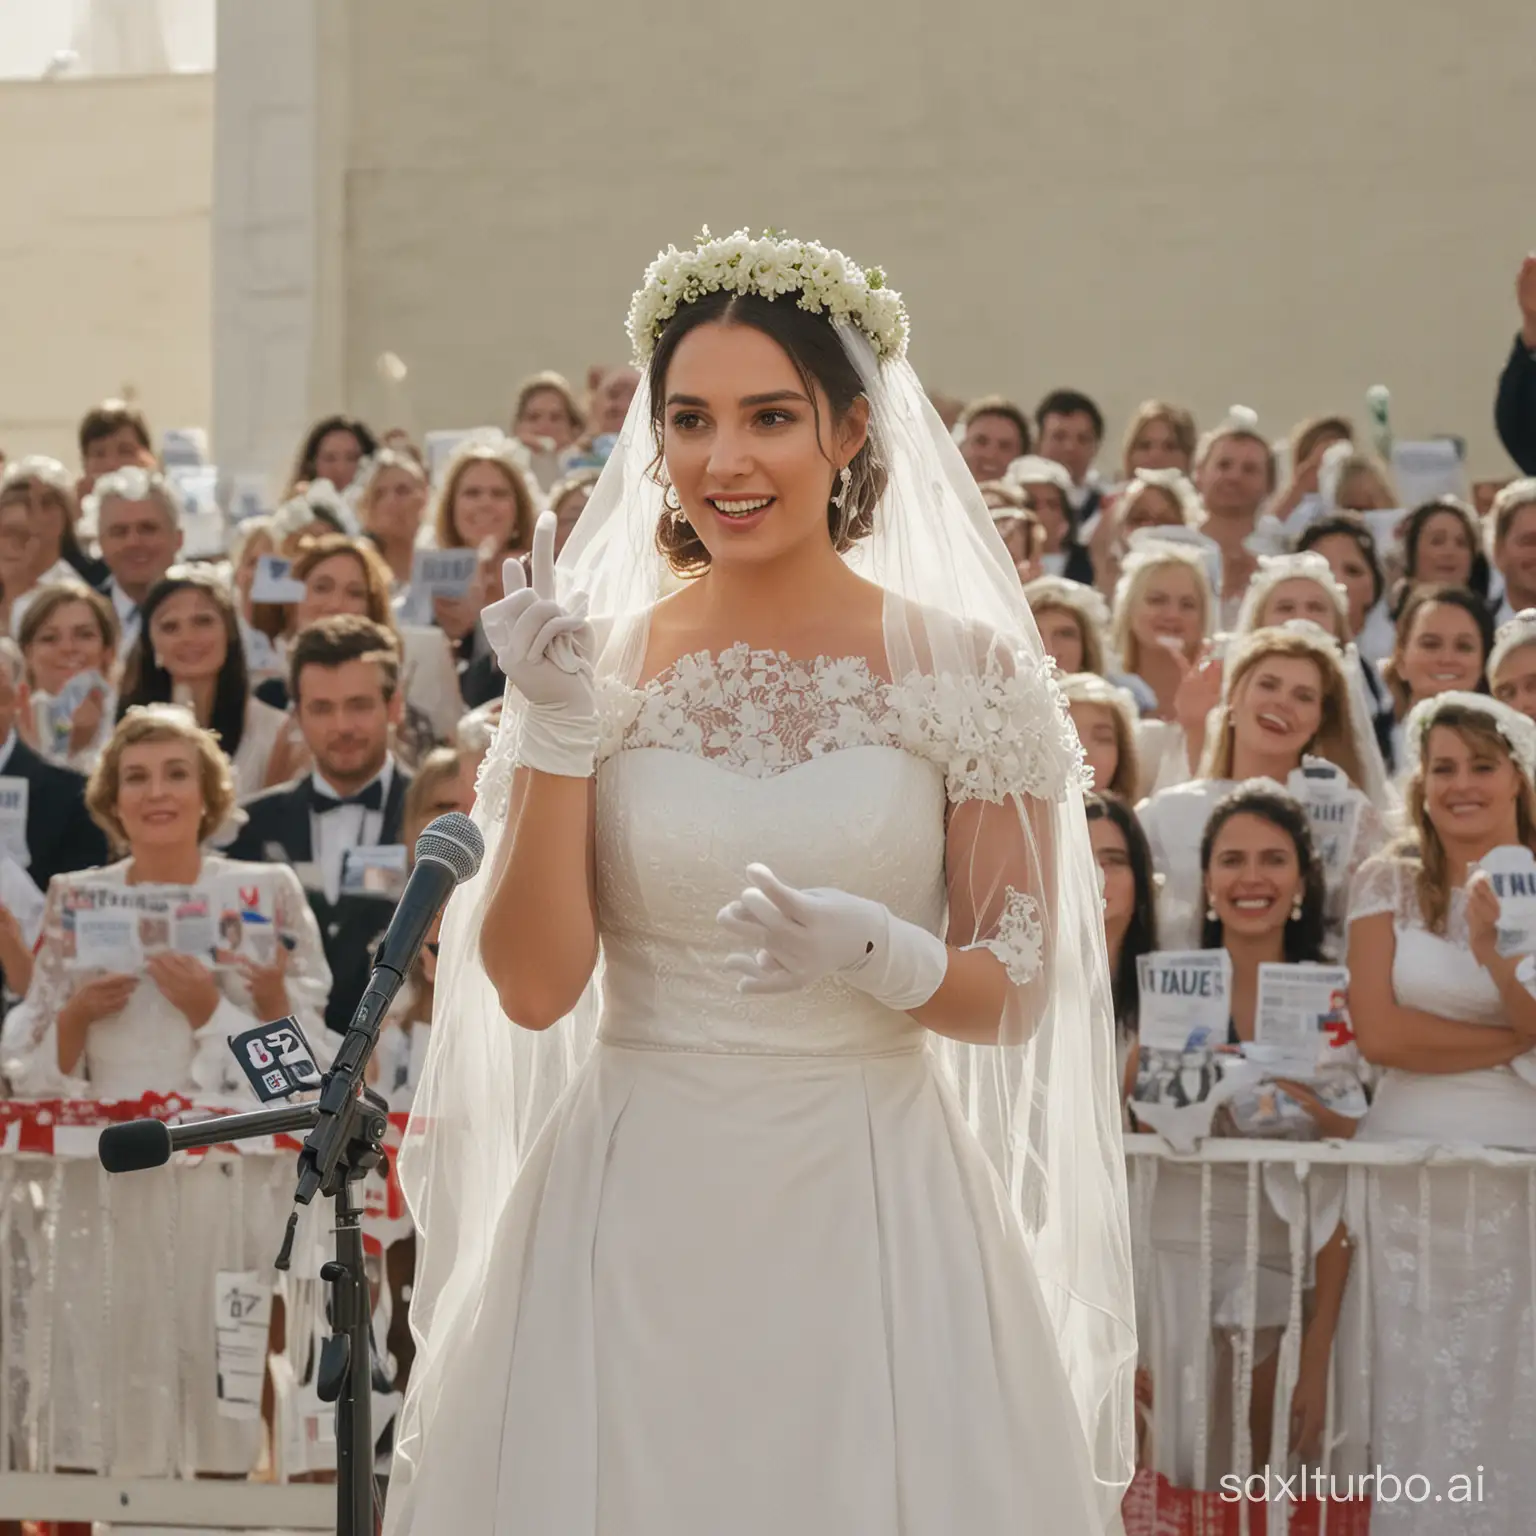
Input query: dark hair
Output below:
<box><xmin>1295</xmin><ymin>512</ymin><xmax>1385</xmax><ymax>608</ymax></box>
<box><xmin>78</xmin><ymin>399</ymin><xmax>153</xmax><ymax>459</ymax></box>
<box><xmin>645</xmin><ymin>290</ymin><xmax>885</xmax><ymax>576</ymax></box>
<box><xmin>1085</xmin><ymin>792</ymin><xmax>1158</xmax><ymax>1032</ymax></box>
<box><xmin>118</xmin><ymin>571</ymin><xmax>249</xmax><ymax>757</ymax></box>
<box><xmin>1397</xmin><ymin>497</ymin><xmax>1491</xmax><ymax>602</ymax></box>
<box><xmin>958</xmin><ymin>395</ymin><xmax>1033</xmax><ymax>455</ymax></box>
<box><xmin>288</xmin><ymin>414</ymin><xmax>379</xmax><ymax>493</ymax></box>
<box><xmin>1198</xmin><ymin>782</ymin><xmax>1327</xmax><ymax>962</ymax></box>
<box><xmin>1034</xmin><ymin>388</ymin><xmax>1105</xmax><ymax>443</ymax></box>
<box><xmin>288</xmin><ymin>614</ymin><xmax>400</xmax><ymax>704</ymax></box>
<box><xmin>1384</xmin><ymin>583</ymin><xmax>1494</xmax><ymax>714</ymax></box>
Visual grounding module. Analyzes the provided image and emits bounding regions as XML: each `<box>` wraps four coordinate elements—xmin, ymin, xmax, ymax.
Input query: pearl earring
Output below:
<box><xmin>1290</xmin><ymin>893</ymin><xmax>1304</xmax><ymax>921</ymax></box>
<box><xmin>1206</xmin><ymin>899</ymin><xmax>1217</xmax><ymax>922</ymax></box>
<box><xmin>831</xmin><ymin>465</ymin><xmax>852</xmax><ymax>511</ymax></box>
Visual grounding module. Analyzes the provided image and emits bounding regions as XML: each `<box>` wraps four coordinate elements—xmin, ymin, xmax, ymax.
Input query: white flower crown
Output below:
<box><xmin>1404</xmin><ymin>691</ymin><xmax>1536</xmax><ymax>782</ymax></box>
<box><xmin>1233</xmin><ymin>550</ymin><xmax>1349</xmax><ymax>639</ymax></box>
<box><xmin>0</xmin><ymin>454</ymin><xmax>73</xmax><ymax>494</ymax></box>
<box><xmin>626</xmin><ymin>227</ymin><xmax>909</xmax><ymax>366</ymax></box>
<box><xmin>1490</xmin><ymin>608</ymin><xmax>1536</xmax><ymax>683</ymax></box>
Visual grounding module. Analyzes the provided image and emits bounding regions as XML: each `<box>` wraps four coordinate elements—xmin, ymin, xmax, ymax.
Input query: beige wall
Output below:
<box><xmin>0</xmin><ymin>73</ymin><xmax>211</xmax><ymax>467</ymax></box>
<box><xmin>332</xmin><ymin>0</ymin><xmax>1536</xmax><ymax>479</ymax></box>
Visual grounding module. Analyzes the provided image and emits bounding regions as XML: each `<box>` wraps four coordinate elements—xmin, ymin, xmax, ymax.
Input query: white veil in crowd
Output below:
<box><xmin>392</xmin><ymin>243</ymin><xmax>1137</xmax><ymax>1522</ymax></box>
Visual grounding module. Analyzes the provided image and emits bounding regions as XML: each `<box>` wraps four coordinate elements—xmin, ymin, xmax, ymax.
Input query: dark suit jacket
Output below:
<box><xmin>224</xmin><ymin>768</ymin><xmax>412</xmax><ymax>1037</ymax></box>
<box><xmin>1496</xmin><ymin>333</ymin><xmax>1536</xmax><ymax>475</ymax></box>
<box><xmin>0</xmin><ymin>738</ymin><xmax>109</xmax><ymax>1000</ymax></box>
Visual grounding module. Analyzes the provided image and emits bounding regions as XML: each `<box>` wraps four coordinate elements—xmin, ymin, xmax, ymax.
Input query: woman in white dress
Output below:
<box><xmin>1381</xmin><ymin>585</ymin><xmax>1493</xmax><ymax>771</ymax></box>
<box><xmin>116</xmin><ymin>567</ymin><xmax>288</xmax><ymax>796</ymax></box>
<box><xmin>385</xmin><ymin>233</ymin><xmax>1135</xmax><ymax>1534</ymax></box>
<box><xmin>14</xmin><ymin>581</ymin><xmax>119</xmax><ymax>771</ymax></box>
<box><xmin>1489</xmin><ymin>607</ymin><xmax>1536</xmax><ymax>724</ymax></box>
<box><xmin>0</xmin><ymin>705</ymin><xmax>332</xmax><ymax>1477</ymax></box>
<box><xmin>1347</xmin><ymin>692</ymin><xmax>1536</xmax><ymax>1533</ymax></box>
<box><xmin>1139</xmin><ymin>624</ymin><xmax>1385</xmax><ymax>947</ymax></box>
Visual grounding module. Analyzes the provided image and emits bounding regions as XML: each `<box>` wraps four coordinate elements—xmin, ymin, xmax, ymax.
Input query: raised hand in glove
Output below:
<box><xmin>717</xmin><ymin>863</ymin><xmax>948</xmax><ymax>1012</ymax></box>
<box><xmin>480</xmin><ymin>510</ymin><xmax>598</xmax><ymax>776</ymax></box>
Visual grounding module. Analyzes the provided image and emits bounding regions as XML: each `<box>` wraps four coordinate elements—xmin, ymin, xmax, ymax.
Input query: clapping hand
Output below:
<box><xmin>1465</xmin><ymin>871</ymin><xmax>1504</xmax><ymax>975</ymax></box>
<box><xmin>717</xmin><ymin>864</ymin><xmax>947</xmax><ymax>1011</ymax></box>
<box><xmin>227</xmin><ymin>939</ymin><xmax>291</xmax><ymax>1022</ymax></box>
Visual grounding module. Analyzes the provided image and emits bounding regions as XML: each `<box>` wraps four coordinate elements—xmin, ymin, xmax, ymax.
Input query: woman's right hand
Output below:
<box><xmin>481</xmin><ymin>512</ymin><xmax>593</xmax><ymax>709</ymax></box>
<box><xmin>68</xmin><ymin>686</ymin><xmax>107</xmax><ymax>756</ymax></box>
<box><xmin>60</xmin><ymin>973</ymin><xmax>138</xmax><ymax>1033</ymax></box>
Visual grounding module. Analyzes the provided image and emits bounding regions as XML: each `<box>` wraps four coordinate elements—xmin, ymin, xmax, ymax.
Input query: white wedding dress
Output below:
<box><xmin>384</xmin><ymin>645</ymin><xmax>1114</xmax><ymax>1534</ymax></box>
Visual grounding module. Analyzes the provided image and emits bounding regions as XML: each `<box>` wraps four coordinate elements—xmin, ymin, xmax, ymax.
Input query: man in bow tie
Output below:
<box><xmin>226</xmin><ymin>616</ymin><xmax>413</xmax><ymax>1037</ymax></box>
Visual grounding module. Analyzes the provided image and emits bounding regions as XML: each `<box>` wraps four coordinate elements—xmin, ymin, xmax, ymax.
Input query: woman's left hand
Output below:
<box><xmin>147</xmin><ymin>952</ymin><xmax>222</xmax><ymax>1029</ymax></box>
<box><xmin>1271</xmin><ymin>1078</ymin><xmax>1360</xmax><ymax>1140</ymax></box>
<box><xmin>228</xmin><ymin>941</ymin><xmax>291</xmax><ymax>1022</ymax></box>
<box><xmin>1465</xmin><ymin>871</ymin><xmax>1505</xmax><ymax>975</ymax></box>
<box><xmin>432</xmin><ymin>594</ymin><xmax>478</xmax><ymax>642</ymax></box>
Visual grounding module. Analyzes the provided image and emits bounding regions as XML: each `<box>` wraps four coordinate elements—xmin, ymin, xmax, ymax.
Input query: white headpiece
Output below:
<box><xmin>1058</xmin><ymin>670</ymin><xmax>1139</xmax><ymax>725</ymax></box>
<box><xmin>1022</xmin><ymin>573</ymin><xmax>1111</xmax><ymax>634</ymax></box>
<box><xmin>1232</xmin><ymin>551</ymin><xmax>1349</xmax><ymax>640</ymax></box>
<box><xmin>1111</xmin><ymin>528</ymin><xmax>1218</xmax><ymax>628</ymax></box>
<box><xmin>274</xmin><ymin>477</ymin><xmax>356</xmax><ymax>538</ymax></box>
<box><xmin>395</xmin><ymin>234</ymin><xmax>1134</xmax><ymax>1524</ymax></box>
<box><xmin>0</xmin><ymin>454</ymin><xmax>73</xmax><ymax>495</ymax></box>
<box><xmin>441</xmin><ymin>426</ymin><xmax>534</xmax><ymax>479</ymax></box>
<box><xmin>81</xmin><ymin>465</ymin><xmax>177</xmax><ymax>528</ymax></box>
<box><xmin>1403</xmin><ymin>691</ymin><xmax>1536</xmax><ymax>782</ymax></box>
<box><xmin>1003</xmin><ymin>454</ymin><xmax>1075</xmax><ymax>495</ymax></box>
<box><xmin>351</xmin><ymin>446</ymin><xmax>426</xmax><ymax>501</ymax></box>
<box><xmin>1117</xmin><ymin>466</ymin><xmax>1201</xmax><ymax>526</ymax></box>
<box><xmin>1491</xmin><ymin>476</ymin><xmax>1536</xmax><ymax>526</ymax></box>
<box><xmin>1318</xmin><ymin>439</ymin><xmax>1356</xmax><ymax>509</ymax></box>
<box><xmin>626</xmin><ymin>227</ymin><xmax>909</xmax><ymax>365</ymax></box>
<box><xmin>1490</xmin><ymin>609</ymin><xmax>1536</xmax><ymax>683</ymax></box>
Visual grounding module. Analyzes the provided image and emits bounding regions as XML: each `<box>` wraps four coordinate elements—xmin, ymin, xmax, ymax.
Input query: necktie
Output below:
<box><xmin>309</xmin><ymin>779</ymin><xmax>384</xmax><ymax>814</ymax></box>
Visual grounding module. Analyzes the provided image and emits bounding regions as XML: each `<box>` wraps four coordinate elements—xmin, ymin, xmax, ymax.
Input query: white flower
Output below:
<box><xmin>814</xmin><ymin>656</ymin><xmax>871</xmax><ymax>704</ymax></box>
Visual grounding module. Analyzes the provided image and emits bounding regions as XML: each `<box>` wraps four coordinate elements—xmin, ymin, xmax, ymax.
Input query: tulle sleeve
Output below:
<box><xmin>1348</xmin><ymin>854</ymin><xmax>1406</xmax><ymax>925</ymax></box>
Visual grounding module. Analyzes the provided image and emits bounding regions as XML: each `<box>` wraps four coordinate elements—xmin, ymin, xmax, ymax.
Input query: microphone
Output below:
<box><xmin>100</xmin><ymin>1101</ymin><xmax>323</xmax><ymax>1173</ymax></box>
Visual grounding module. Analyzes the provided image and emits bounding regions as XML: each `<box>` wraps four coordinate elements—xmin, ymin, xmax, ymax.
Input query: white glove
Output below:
<box><xmin>717</xmin><ymin>863</ymin><xmax>948</xmax><ymax>1011</ymax></box>
<box><xmin>480</xmin><ymin>511</ymin><xmax>597</xmax><ymax>776</ymax></box>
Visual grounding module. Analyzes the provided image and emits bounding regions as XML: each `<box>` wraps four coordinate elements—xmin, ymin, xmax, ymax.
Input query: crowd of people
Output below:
<box><xmin>0</xmin><ymin>257</ymin><xmax>1532</xmax><ymax>1527</ymax></box>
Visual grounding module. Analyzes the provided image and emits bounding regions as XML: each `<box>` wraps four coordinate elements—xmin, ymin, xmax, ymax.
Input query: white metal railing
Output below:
<box><xmin>1122</xmin><ymin>1132</ymin><xmax>1536</xmax><ymax>1536</ymax></box>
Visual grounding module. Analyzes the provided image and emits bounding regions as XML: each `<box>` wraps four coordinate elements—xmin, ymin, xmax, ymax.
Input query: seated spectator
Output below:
<box><xmin>0</xmin><ymin>704</ymin><xmax>330</xmax><ymax>1478</ymax></box>
<box><xmin>548</xmin><ymin>466</ymin><xmax>602</xmax><ymax>556</ymax></box>
<box><xmin>1119</xmin><ymin>400</ymin><xmax>1197</xmax><ymax>480</ymax></box>
<box><xmin>356</xmin><ymin>447</ymin><xmax>430</xmax><ymax>589</ymax></box>
<box><xmin>1490</xmin><ymin>609</ymin><xmax>1536</xmax><ymax>723</ymax></box>
<box><xmin>1391</xmin><ymin>496</ymin><xmax>1491</xmax><ymax>617</ymax></box>
<box><xmin>1062</xmin><ymin>674</ymin><xmax>1141</xmax><ymax>800</ymax></box>
<box><xmin>227</xmin><ymin>616</ymin><xmax>413</xmax><ymax>1038</ymax></box>
<box><xmin>15</xmin><ymin>582</ymin><xmax>119</xmax><ymax>771</ymax></box>
<box><xmin>1139</xmin><ymin>784</ymin><xmax>1355</xmax><ymax>1485</ymax></box>
<box><xmin>955</xmin><ymin>395</ymin><xmax>1031</xmax><ymax>485</ymax></box>
<box><xmin>256</xmin><ymin>535</ymin><xmax>462</xmax><ymax>758</ymax></box>
<box><xmin>87</xmin><ymin>466</ymin><xmax>184</xmax><ymax>651</ymax></box>
<box><xmin>1266</xmin><ymin>414</ymin><xmax>1354</xmax><ymax>528</ymax></box>
<box><xmin>77</xmin><ymin>398</ymin><xmax>157</xmax><ymax>497</ymax></box>
<box><xmin>1347</xmin><ymin>691</ymin><xmax>1536</xmax><ymax>1515</ymax></box>
<box><xmin>1383</xmin><ymin>585</ymin><xmax>1493</xmax><ymax>768</ymax></box>
<box><xmin>992</xmin><ymin>504</ymin><xmax>1046</xmax><ymax>583</ymax></box>
<box><xmin>1023</xmin><ymin>575</ymin><xmax>1111</xmax><ymax>677</ymax></box>
<box><xmin>1087</xmin><ymin>468</ymin><xmax>1200</xmax><ymax>597</ymax></box>
<box><xmin>1494</xmin><ymin>253</ymin><xmax>1536</xmax><ymax>475</ymax></box>
<box><xmin>1489</xmin><ymin>477</ymin><xmax>1536</xmax><ymax>623</ymax></box>
<box><xmin>0</xmin><ymin>457</ymin><xmax>106</xmax><ymax>633</ymax></box>
<box><xmin>1320</xmin><ymin>447</ymin><xmax>1397</xmax><ymax>513</ymax></box>
<box><xmin>1138</xmin><ymin>626</ymin><xmax>1385</xmax><ymax>946</ymax></box>
<box><xmin>227</xmin><ymin>515</ymin><xmax>282</xmax><ymax>675</ymax></box>
<box><xmin>511</xmin><ymin>370</ymin><xmax>585</xmax><ymax>455</ymax></box>
<box><xmin>1295</xmin><ymin>510</ymin><xmax>1395</xmax><ymax>665</ymax></box>
<box><xmin>1193</xmin><ymin>410</ymin><xmax>1277</xmax><ymax>624</ymax></box>
<box><xmin>1034</xmin><ymin>387</ymin><xmax>1105</xmax><ymax>517</ymax></box>
<box><xmin>1084</xmin><ymin>791</ymin><xmax>1159</xmax><ymax>1102</ymax></box>
<box><xmin>1004</xmin><ymin>455</ymin><xmax>1093</xmax><ymax>583</ymax></box>
<box><xmin>285</xmin><ymin>412</ymin><xmax>378</xmax><ymax>497</ymax></box>
<box><xmin>0</xmin><ymin>637</ymin><xmax>109</xmax><ymax>1010</ymax></box>
<box><xmin>117</xmin><ymin>568</ymin><xmax>287</xmax><ymax>797</ymax></box>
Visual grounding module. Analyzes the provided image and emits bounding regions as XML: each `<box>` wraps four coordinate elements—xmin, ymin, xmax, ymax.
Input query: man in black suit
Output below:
<box><xmin>226</xmin><ymin>616</ymin><xmax>413</xmax><ymax>1039</ymax></box>
<box><xmin>1496</xmin><ymin>254</ymin><xmax>1536</xmax><ymax>476</ymax></box>
<box><xmin>0</xmin><ymin>640</ymin><xmax>110</xmax><ymax>1008</ymax></box>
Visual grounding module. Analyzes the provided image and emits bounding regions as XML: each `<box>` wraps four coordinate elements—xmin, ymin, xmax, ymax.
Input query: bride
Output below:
<box><xmin>385</xmin><ymin>231</ymin><xmax>1136</xmax><ymax>1533</ymax></box>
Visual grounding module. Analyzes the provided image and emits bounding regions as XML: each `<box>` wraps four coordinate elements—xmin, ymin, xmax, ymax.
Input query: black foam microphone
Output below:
<box><xmin>100</xmin><ymin>1101</ymin><xmax>323</xmax><ymax>1173</ymax></box>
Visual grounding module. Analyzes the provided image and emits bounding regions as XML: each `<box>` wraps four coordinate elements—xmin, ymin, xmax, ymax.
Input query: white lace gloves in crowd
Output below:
<box><xmin>481</xmin><ymin>512</ymin><xmax>598</xmax><ymax>777</ymax></box>
<box><xmin>718</xmin><ymin>864</ymin><xmax>949</xmax><ymax>1012</ymax></box>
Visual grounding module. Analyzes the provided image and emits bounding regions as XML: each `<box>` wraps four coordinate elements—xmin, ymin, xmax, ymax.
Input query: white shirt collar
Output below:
<box><xmin>107</xmin><ymin>578</ymin><xmax>141</xmax><ymax>625</ymax></box>
<box><xmin>310</xmin><ymin>756</ymin><xmax>395</xmax><ymax>805</ymax></box>
<box><xmin>0</xmin><ymin>729</ymin><xmax>16</xmax><ymax>776</ymax></box>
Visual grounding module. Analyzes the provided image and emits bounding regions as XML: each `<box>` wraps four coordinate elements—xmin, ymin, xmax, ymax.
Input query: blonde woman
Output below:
<box><xmin>1491</xmin><ymin>608</ymin><xmax>1536</xmax><ymax>722</ymax></box>
<box><xmin>1119</xmin><ymin>399</ymin><xmax>1197</xmax><ymax>479</ymax></box>
<box><xmin>1138</xmin><ymin>624</ymin><xmax>1385</xmax><ymax>946</ymax></box>
<box><xmin>1347</xmin><ymin>693</ymin><xmax>1536</xmax><ymax>1529</ymax></box>
<box><xmin>430</xmin><ymin>434</ymin><xmax>539</xmax><ymax>556</ymax></box>
<box><xmin>1090</xmin><ymin>467</ymin><xmax>1201</xmax><ymax>598</ymax></box>
<box><xmin>1110</xmin><ymin>537</ymin><xmax>1222</xmax><ymax>787</ymax></box>
<box><xmin>356</xmin><ymin>447</ymin><xmax>430</xmax><ymax>588</ymax></box>
<box><xmin>0</xmin><ymin>706</ymin><xmax>332</xmax><ymax>1477</ymax></box>
<box><xmin>16</xmin><ymin>582</ymin><xmax>120</xmax><ymax>771</ymax></box>
<box><xmin>1003</xmin><ymin>454</ymin><xmax>1093</xmax><ymax>582</ymax></box>
<box><xmin>1060</xmin><ymin>673</ymin><xmax>1141</xmax><ymax>799</ymax></box>
<box><xmin>1023</xmin><ymin>574</ymin><xmax>1109</xmax><ymax>676</ymax></box>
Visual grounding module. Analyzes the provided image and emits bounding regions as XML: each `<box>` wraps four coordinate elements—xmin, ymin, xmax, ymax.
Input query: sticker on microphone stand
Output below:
<box><xmin>229</xmin><ymin>1015</ymin><xmax>322</xmax><ymax>1102</ymax></box>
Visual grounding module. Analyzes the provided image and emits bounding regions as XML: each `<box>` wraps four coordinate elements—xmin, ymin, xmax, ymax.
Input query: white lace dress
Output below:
<box><xmin>1348</xmin><ymin>856</ymin><xmax>1536</xmax><ymax>1533</ymax></box>
<box><xmin>0</xmin><ymin>856</ymin><xmax>333</xmax><ymax>1476</ymax></box>
<box><xmin>384</xmin><ymin>645</ymin><xmax>1112</xmax><ymax>1535</ymax></box>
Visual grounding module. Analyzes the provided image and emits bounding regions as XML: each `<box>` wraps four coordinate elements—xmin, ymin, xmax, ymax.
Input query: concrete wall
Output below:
<box><xmin>0</xmin><ymin>72</ymin><xmax>211</xmax><ymax>467</ymax></box>
<box><xmin>329</xmin><ymin>0</ymin><xmax>1536</xmax><ymax>478</ymax></box>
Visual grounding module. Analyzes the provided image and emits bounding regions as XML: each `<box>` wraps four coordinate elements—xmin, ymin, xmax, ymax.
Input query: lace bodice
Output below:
<box><xmin>481</xmin><ymin>645</ymin><xmax>1079</xmax><ymax>1058</ymax></box>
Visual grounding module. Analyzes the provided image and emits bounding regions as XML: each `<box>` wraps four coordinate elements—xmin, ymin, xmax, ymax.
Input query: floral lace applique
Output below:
<box><xmin>966</xmin><ymin>887</ymin><xmax>1046</xmax><ymax>985</ymax></box>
